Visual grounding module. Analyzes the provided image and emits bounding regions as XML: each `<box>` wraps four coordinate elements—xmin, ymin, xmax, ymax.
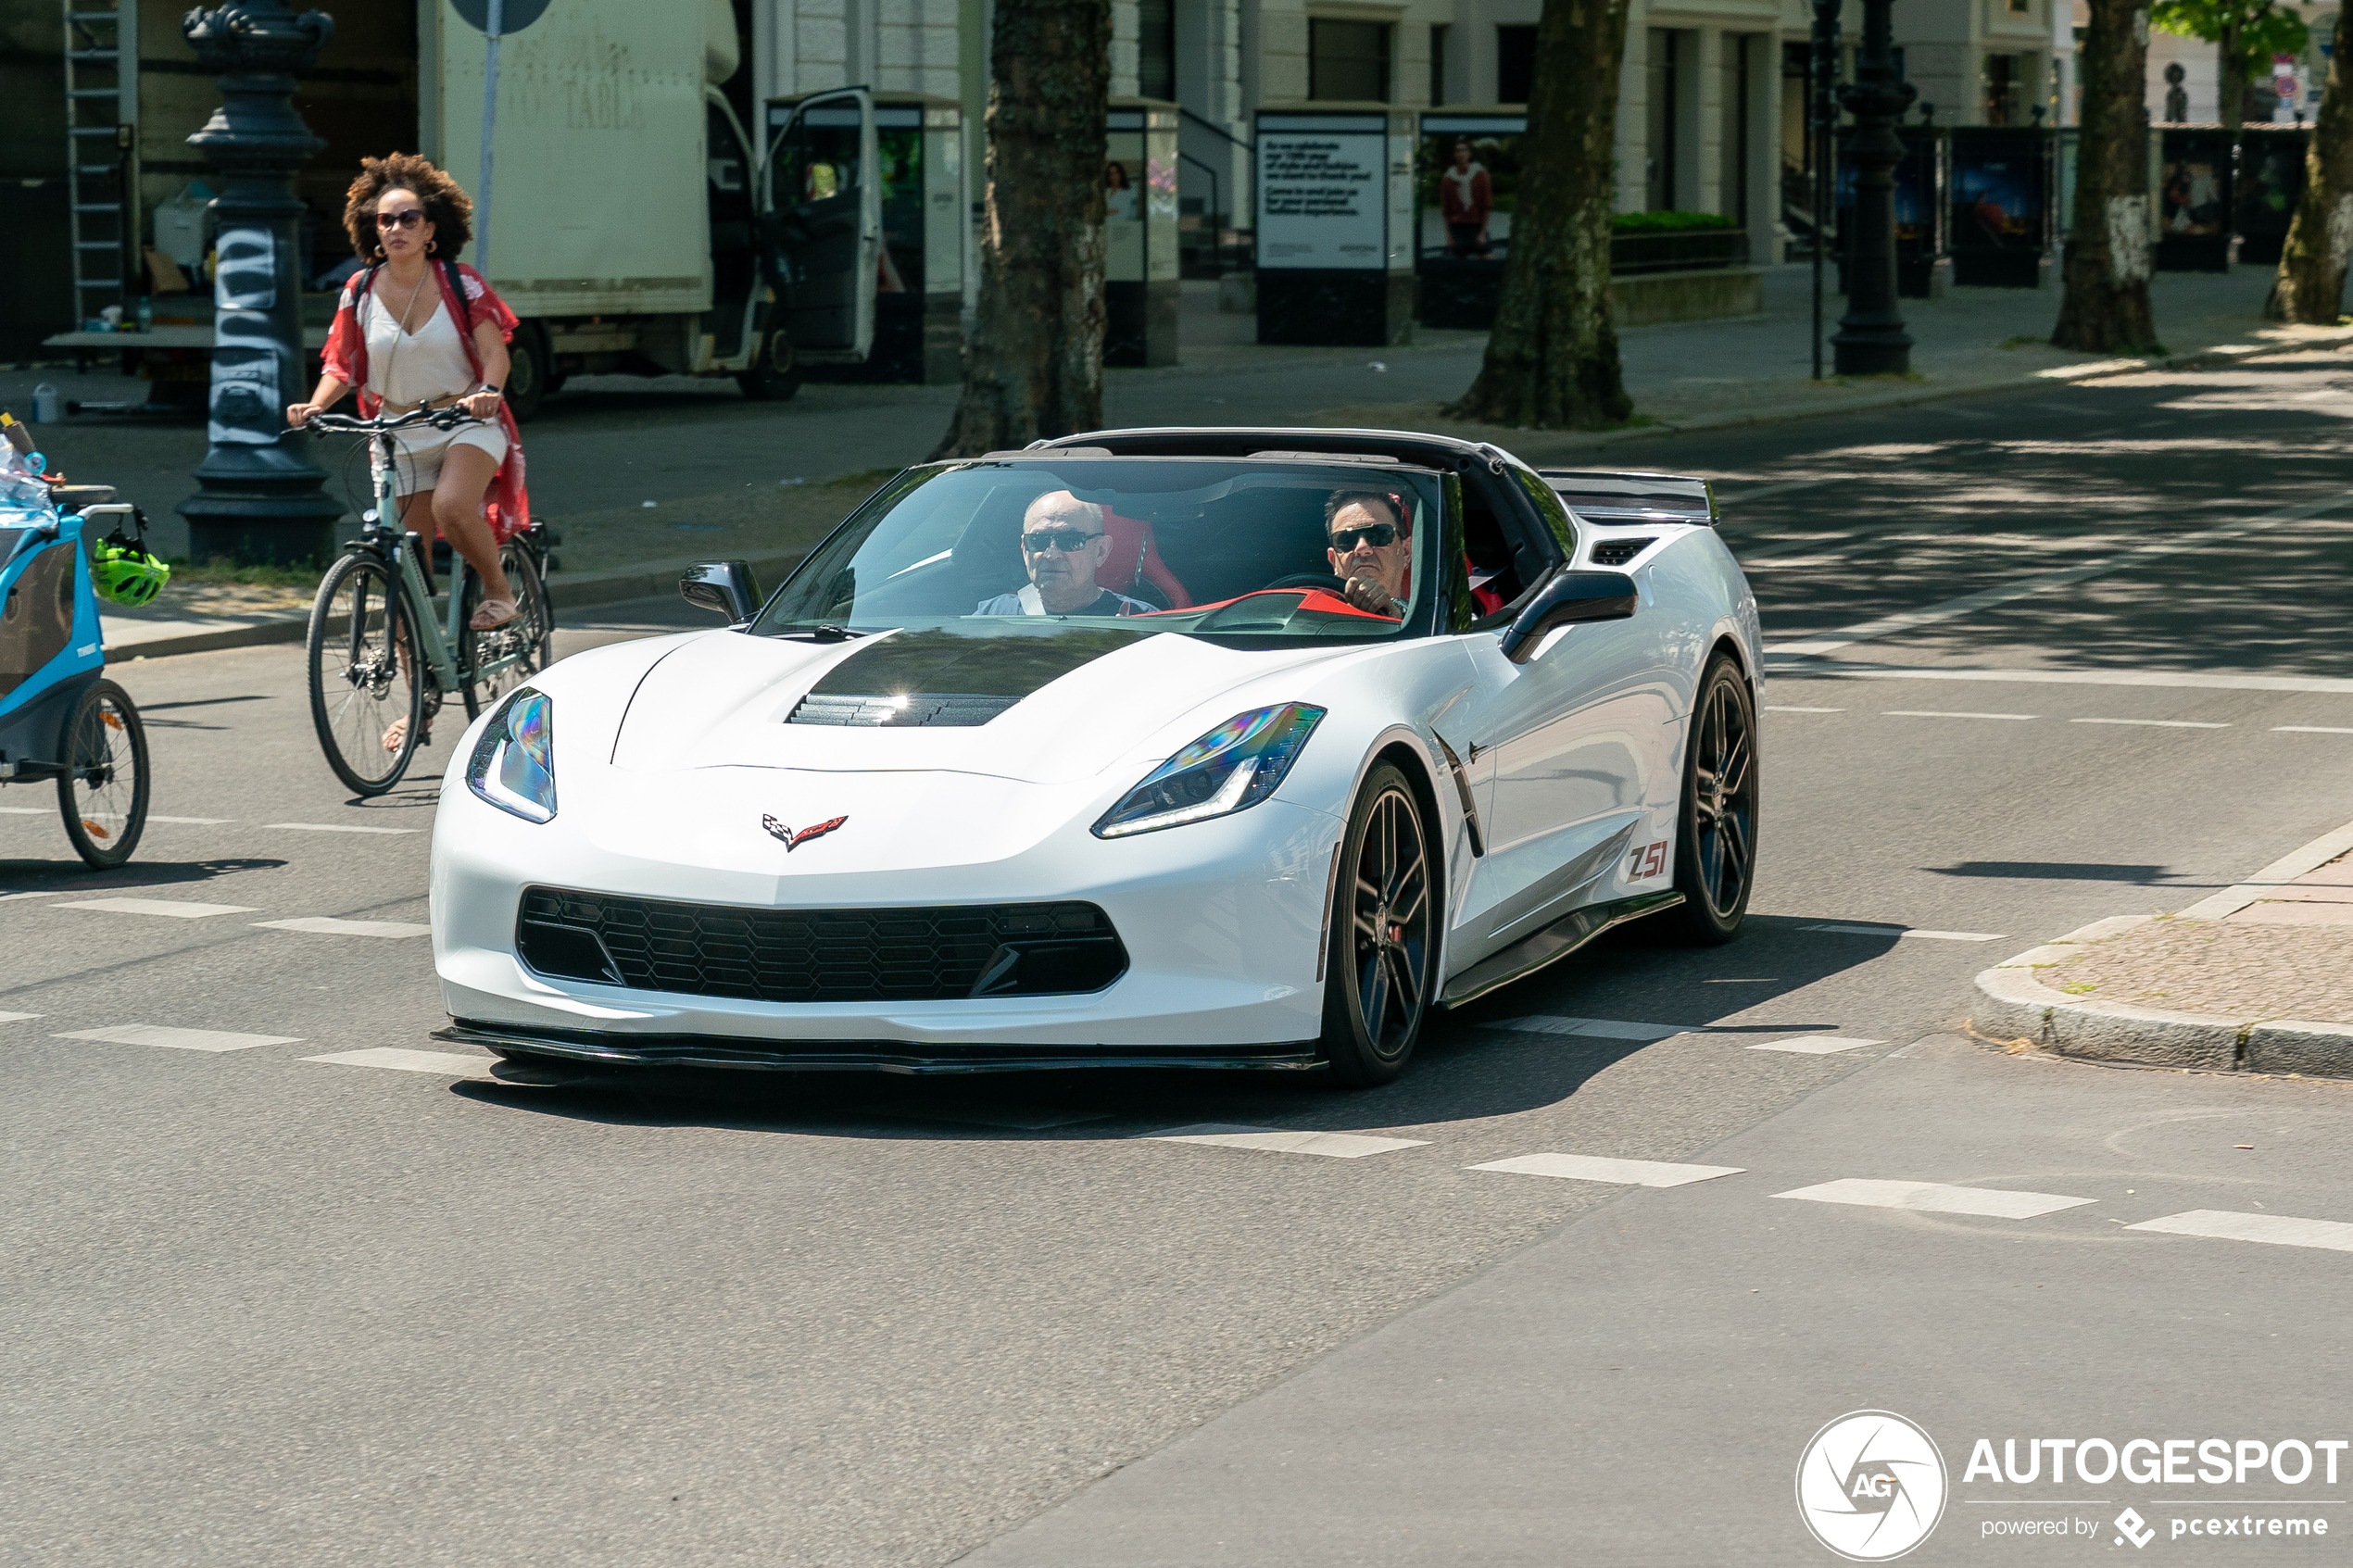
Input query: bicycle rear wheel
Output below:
<box><xmin>57</xmin><ymin>679</ymin><xmax>149</xmax><ymax>870</ymax></box>
<box><xmin>308</xmin><ymin>551</ymin><xmax>422</xmax><ymax>797</ymax></box>
<box><xmin>459</xmin><ymin>542</ymin><xmax>553</xmax><ymax>720</ymax></box>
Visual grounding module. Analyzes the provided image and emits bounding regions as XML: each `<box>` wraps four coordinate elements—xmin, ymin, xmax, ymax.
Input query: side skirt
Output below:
<box><xmin>1435</xmin><ymin>890</ymin><xmax>1685</xmax><ymax>1010</ymax></box>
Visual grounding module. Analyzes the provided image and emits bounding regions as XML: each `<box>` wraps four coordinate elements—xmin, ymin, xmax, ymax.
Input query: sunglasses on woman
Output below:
<box><xmin>1329</xmin><ymin>522</ymin><xmax>1399</xmax><ymax>550</ymax></box>
<box><xmin>373</xmin><ymin>209</ymin><xmax>426</xmax><ymax>230</ymax></box>
<box><xmin>1022</xmin><ymin>528</ymin><xmax>1102</xmax><ymax>554</ymax></box>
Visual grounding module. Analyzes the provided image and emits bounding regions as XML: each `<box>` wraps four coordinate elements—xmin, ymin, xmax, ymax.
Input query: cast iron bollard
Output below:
<box><xmin>1831</xmin><ymin>0</ymin><xmax>1916</xmax><ymax>377</ymax></box>
<box><xmin>177</xmin><ymin>1</ymin><xmax>344</xmax><ymax>567</ymax></box>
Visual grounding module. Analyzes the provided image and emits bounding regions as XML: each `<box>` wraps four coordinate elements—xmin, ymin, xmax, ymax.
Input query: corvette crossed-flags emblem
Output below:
<box><xmin>762</xmin><ymin>814</ymin><xmax>848</xmax><ymax>851</ymax></box>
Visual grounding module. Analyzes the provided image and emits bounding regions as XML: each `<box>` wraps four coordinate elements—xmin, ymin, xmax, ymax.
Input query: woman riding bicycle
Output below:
<box><xmin>286</xmin><ymin>153</ymin><xmax>530</xmax><ymax>645</ymax></box>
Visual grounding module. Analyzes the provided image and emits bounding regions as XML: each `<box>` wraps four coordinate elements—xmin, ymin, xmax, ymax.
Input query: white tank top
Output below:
<box><xmin>359</xmin><ymin>279</ymin><xmax>475</xmax><ymax>409</ymax></box>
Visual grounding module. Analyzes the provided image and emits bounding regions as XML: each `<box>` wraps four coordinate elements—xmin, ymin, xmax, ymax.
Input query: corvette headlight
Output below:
<box><xmin>468</xmin><ymin>687</ymin><xmax>557</xmax><ymax>823</ymax></box>
<box><xmin>1093</xmin><ymin>703</ymin><xmax>1326</xmax><ymax>838</ymax></box>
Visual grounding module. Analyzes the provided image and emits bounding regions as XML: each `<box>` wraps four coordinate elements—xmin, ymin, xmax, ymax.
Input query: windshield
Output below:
<box><xmin>754</xmin><ymin>458</ymin><xmax>1446</xmax><ymax>642</ymax></box>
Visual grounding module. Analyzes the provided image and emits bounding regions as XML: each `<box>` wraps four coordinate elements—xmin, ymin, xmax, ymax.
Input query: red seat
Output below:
<box><xmin>1100</xmin><ymin>511</ymin><xmax>1191</xmax><ymax>608</ymax></box>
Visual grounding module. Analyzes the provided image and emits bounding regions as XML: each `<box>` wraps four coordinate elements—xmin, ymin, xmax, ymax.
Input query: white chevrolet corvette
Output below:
<box><xmin>430</xmin><ymin>428</ymin><xmax>1760</xmax><ymax>1085</ymax></box>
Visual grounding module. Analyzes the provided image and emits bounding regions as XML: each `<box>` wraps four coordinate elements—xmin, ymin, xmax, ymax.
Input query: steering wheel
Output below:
<box><xmin>1265</xmin><ymin>572</ymin><xmax>1339</xmax><ymax>591</ymax></box>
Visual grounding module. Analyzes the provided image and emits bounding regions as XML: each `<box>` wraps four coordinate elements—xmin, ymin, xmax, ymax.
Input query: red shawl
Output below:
<box><xmin>321</xmin><ymin>259</ymin><xmax>531</xmax><ymax>540</ymax></box>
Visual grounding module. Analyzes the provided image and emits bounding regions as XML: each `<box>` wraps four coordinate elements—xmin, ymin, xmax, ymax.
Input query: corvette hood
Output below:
<box><xmin>609</xmin><ymin>623</ymin><xmax>1363</xmax><ymax>784</ymax></box>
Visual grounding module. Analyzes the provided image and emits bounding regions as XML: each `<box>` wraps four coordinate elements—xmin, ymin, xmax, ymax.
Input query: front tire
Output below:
<box><xmin>57</xmin><ymin>679</ymin><xmax>149</xmax><ymax>870</ymax></box>
<box><xmin>307</xmin><ymin>552</ymin><xmax>422</xmax><ymax>797</ymax></box>
<box><xmin>737</xmin><ymin>328</ymin><xmax>802</xmax><ymax>401</ymax></box>
<box><xmin>1319</xmin><ymin>763</ymin><xmax>1435</xmax><ymax>1087</ymax></box>
<box><xmin>1659</xmin><ymin>652</ymin><xmax>1757</xmax><ymax>944</ymax></box>
<box><xmin>459</xmin><ymin>543</ymin><xmax>553</xmax><ymax>720</ymax></box>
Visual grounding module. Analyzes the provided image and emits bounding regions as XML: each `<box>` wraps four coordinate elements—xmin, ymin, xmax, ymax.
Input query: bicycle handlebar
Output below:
<box><xmin>304</xmin><ymin>405</ymin><xmax>486</xmax><ymax>436</ymax></box>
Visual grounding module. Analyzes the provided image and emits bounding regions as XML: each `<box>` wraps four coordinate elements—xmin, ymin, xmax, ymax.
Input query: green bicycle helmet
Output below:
<box><xmin>92</xmin><ymin>537</ymin><xmax>171</xmax><ymax>607</ymax></box>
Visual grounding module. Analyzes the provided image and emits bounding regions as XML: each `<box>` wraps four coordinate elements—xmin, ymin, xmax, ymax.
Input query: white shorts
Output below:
<box><xmin>371</xmin><ymin>420</ymin><xmax>509</xmax><ymax>498</ymax></box>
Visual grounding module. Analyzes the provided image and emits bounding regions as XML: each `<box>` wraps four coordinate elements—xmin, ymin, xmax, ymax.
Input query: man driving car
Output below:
<box><xmin>1326</xmin><ymin>489</ymin><xmax>1413</xmax><ymax>617</ymax></box>
<box><xmin>974</xmin><ymin>490</ymin><xmax>1152</xmax><ymax>618</ymax></box>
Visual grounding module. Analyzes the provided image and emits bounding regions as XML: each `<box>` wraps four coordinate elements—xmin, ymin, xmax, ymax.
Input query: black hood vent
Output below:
<box><xmin>786</xmin><ymin>625</ymin><xmax>1143</xmax><ymax>728</ymax></box>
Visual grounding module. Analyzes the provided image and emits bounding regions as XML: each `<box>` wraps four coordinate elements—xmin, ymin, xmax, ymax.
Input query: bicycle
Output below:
<box><xmin>300</xmin><ymin>406</ymin><xmax>554</xmax><ymax>797</ymax></box>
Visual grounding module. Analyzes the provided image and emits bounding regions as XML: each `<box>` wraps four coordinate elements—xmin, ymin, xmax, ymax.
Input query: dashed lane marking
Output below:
<box><xmin>56</xmin><ymin>897</ymin><xmax>260</xmax><ymax>919</ymax></box>
<box><xmin>1749</xmin><ymin>1035</ymin><xmax>1885</xmax><ymax>1055</ymax></box>
<box><xmin>0</xmin><ymin>1011</ymin><xmax>40</xmax><ymax>1022</ymax></box>
<box><xmin>0</xmin><ymin>892</ymin><xmax>61</xmax><ymax>902</ymax></box>
<box><xmin>148</xmin><ymin>816</ymin><xmax>233</xmax><ymax>824</ymax></box>
<box><xmin>1882</xmin><ymin>709</ymin><xmax>2038</xmax><ymax>721</ymax></box>
<box><xmin>1147</xmin><ymin>1124</ymin><xmax>1430</xmax><ymax>1159</ymax></box>
<box><xmin>252</xmin><ymin>917</ymin><xmax>431</xmax><ymax>939</ymax></box>
<box><xmin>2125</xmin><ymin>1210</ymin><xmax>2353</xmax><ymax>1253</ymax></box>
<box><xmin>1489</xmin><ymin>1015</ymin><xmax>1693</xmax><ymax>1041</ymax></box>
<box><xmin>1470</xmin><ymin>1153</ymin><xmax>1744</xmax><ymax>1187</ymax></box>
<box><xmin>2071</xmin><ymin>717</ymin><xmax>2232</xmax><ymax>729</ymax></box>
<box><xmin>1802</xmin><ymin>923</ymin><xmax>2006</xmax><ymax>941</ymax></box>
<box><xmin>1775</xmin><ymin>1178</ymin><xmax>2096</xmax><ymax>1220</ymax></box>
<box><xmin>263</xmin><ymin>822</ymin><xmax>418</xmax><ymax>835</ymax></box>
<box><xmin>2273</xmin><ymin>726</ymin><xmax>2353</xmax><ymax>734</ymax></box>
<box><xmin>1766</xmin><ymin>705</ymin><xmax>1844</xmax><ymax>713</ymax></box>
<box><xmin>57</xmin><ymin>1023</ymin><xmax>302</xmax><ymax>1053</ymax></box>
<box><xmin>305</xmin><ymin>1047</ymin><xmax>496</xmax><ymax>1080</ymax></box>
<box><xmin>0</xmin><ymin>806</ymin><xmax>47</xmax><ymax>815</ymax></box>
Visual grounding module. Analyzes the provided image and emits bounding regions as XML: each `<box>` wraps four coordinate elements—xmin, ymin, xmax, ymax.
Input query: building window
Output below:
<box><xmin>1984</xmin><ymin>52</ymin><xmax>2020</xmax><ymax>125</ymax></box>
<box><xmin>1496</xmin><ymin>25</ymin><xmax>1536</xmax><ymax>104</ymax></box>
<box><xmin>1310</xmin><ymin>19</ymin><xmax>1392</xmax><ymax>102</ymax></box>
<box><xmin>1139</xmin><ymin>0</ymin><xmax>1176</xmax><ymax>101</ymax></box>
<box><xmin>1646</xmin><ymin>27</ymin><xmax>1681</xmax><ymax>209</ymax></box>
<box><xmin>2007</xmin><ymin>0</ymin><xmax>2031</xmax><ymax>13</ymax></box>
<box><xmin>1430</xmin><ymin>23</ymin><xmax>1450</xmax><ymax>107</ymax></box>
<box><xmin>1721</xmin><ymin>34</ymin><xmax>1751</xmax><ymax>229</ymax></box>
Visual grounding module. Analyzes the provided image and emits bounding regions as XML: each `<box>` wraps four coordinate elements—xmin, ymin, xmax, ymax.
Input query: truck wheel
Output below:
<box><xmin>505</xmin><ymin>320</ymin><xmax>551</xmax><ymax>421</ymax></box>
<box><xmin>738</xmin><ymin>329</ymin><xmax>802</xmax><ymax>402</ymax></box>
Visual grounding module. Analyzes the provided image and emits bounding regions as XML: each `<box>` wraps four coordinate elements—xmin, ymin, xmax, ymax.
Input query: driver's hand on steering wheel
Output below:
<box><xmin>1338</xmin><ymin>574</ymin><xmax>1400</xmax><ymax>616</ymax></box>
<box><xmin>285</xmin><ymin>401</ymin><xmax>322</xmax><ymax>429</ymax></box>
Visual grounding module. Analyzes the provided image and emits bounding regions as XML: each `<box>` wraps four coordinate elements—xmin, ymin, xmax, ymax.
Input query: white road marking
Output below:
<box><xmin>2274</xmin><ymin>726</ymin><xmax>2353</xmax><ymax>734</ymax></box>
<box><xmin>1489</xmin><ymin>1015</ymin><xmax>1695</xmax><ymax>1041</ymax></box>
<box><xmin>1780</xmin><ymin>663</ymin><xmax>2353</xmax><ymax>696</ymax></box>
<box><xmin>56</xmin><ymin>897</ymin><xmax>260</xmax><ymax>919</ymax></box>
<box><xmin>0</xmin><ymin>806</ymin><xmax>46</xmax><ymax>814</ymax></box>
<box><xmin>263</xmin><ymin>822</ymin><xmax>419</xmax><ymax>834</ymax></box>
<box><xmin>1762</xmin><ymin>484</ymin><xmax>2353</xmax><ymax>657</ymax></box>
<box><xmin>2070</xmin><ymin>717</ymin><xmax>2231</xmax><ymax>729</ymax></box>
<box><xmin>57</xmin><ymin>1023</ymin><xmax>301</xmax><ymax>1053</ymax></box>
<box><xmin>252</xmin><ymin>917</ymin><xmax>432</xmax><ymax>939</ymax></box>
<box><xmin>1882</xmin><ymin>709</ymin><xmax>2038</xmax><ymax>721</ymax></box>
<box><xmin>1147</xmin><ymin>1124</ymin><xmax>1429</xmax><ymax>1159</ymax></box>
<box><xmin>0</xmin><ymin>1011</ymin><xmax>41</xmax><ymax>1022</ymax></box>
<box><xmin>2126</xmin><ymin>1209</ymin><xmax>2353</xmax><ymax>1253</ymax></box>
<box><xmin>1470</xmin><ymin>1153</ymin><xmax>1744</xmax><ymax>1186</ymax></box>
<box><xmin>0</xmin><ymin>891</ymin><xmax>61</xmax><ymax>902</ymax></box>
<box><xmin>1749</xmin><ymin>1035</ymin><xmax>1885</xmax><ymax>1054</ymax></box>
<box><xmin>1775</xmin><ymin>1178</ymin><xmax>2096</xmax><ymax>1219</ymax></box>
<box><xmin>148</xmin><ymin>816</ymin><xmax>233</xmax><ymax>824</ymax></box>
<box><xmin>1802</xmin><ymin>923</ymin><xmax>2006</xmax><ymax>941</ymax></box>
<box><xmin>305</xmin><ymin>1047</ymin><xmax>497</xmax><ymax>1080</ymax></box>
<box><xmin>1766</xmin><ymin>705</ymin><xmax>1844</xmax><ymax>712</ymax></box>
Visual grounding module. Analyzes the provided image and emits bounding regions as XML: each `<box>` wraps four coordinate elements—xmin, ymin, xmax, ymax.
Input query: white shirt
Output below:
<box><xmin>359</xmin><ymin>281</ymin><xmax>475</xmax><ymax>409</ymax></box>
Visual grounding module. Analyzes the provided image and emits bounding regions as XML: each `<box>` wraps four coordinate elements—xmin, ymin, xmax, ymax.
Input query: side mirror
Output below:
<box><xmin>681</xmin><ymin>559</ymin><xmax>762</xmax><ymax>622</ymax></box>
<box><xmin>1497</xmin><ymin>569</ymin><xmax>1637</xmax><ymax>663</ymax></box>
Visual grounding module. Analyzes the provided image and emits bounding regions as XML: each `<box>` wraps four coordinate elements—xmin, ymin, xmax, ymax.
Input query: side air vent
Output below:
<box><xmin>1588</xmin><ymin>537</ymin><xmax>1655</xmax><ymax>568</ymax></box>
<box><xmin>788</xmin><ymin>693</ymin><xmax>1023</xmax><ymax>727</ymax></box>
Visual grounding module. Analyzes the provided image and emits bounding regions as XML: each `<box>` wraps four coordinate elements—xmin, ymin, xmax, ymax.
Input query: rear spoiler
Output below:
<box><xmin>1535</xmin><ymin>469</ymin><xmax>1717</xmax><ymax>525</ymax></box>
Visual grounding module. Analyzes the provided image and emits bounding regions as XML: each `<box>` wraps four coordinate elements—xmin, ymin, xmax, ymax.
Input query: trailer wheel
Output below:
<box><xmin>738</xmin><ymin>328</ymin><xmax>802</xmax><ymax>402</ymax></box>
<box><xmin>505</xmin><ymin>320</ymin><xmax>551</xmax><ymax>421</ymax></box>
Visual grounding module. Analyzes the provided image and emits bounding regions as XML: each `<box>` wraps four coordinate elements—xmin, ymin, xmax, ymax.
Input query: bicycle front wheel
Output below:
<box><xmin>308</xmin><ymin>551</ymin><xmax>422</xmax><ymax>797</ymax></box>
<box><xmin>460</xmin><ymin>541</ymin><xmax>554</xmax><ymax>720</ymax></box>
<box><xmin>57</xmin><ymin>678</ymin><xmax>149</xmax><ymax>870</ymax></box>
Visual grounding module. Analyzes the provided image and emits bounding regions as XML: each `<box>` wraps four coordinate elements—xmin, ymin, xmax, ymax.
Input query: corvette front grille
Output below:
<box><xmin>787</xmin><ymin>693</ymin><xmax>1022</xmax><ymax>726</ymax></box>
<box><xmin>515</xmin><ymin>887</ymin><xmax>1128</xmax><ymax>1002</ymax></box>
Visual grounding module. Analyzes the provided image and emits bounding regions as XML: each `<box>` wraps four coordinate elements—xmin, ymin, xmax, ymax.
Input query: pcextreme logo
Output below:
<box><xmin>1797</xmin><ymin>1411</ymin><xmax>1951</xmax><ymax>1562</ymax></box>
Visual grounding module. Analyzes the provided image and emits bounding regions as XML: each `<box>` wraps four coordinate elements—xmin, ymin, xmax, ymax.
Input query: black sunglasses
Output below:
<box><xmin>1329</xmin><ymin>522</ymin><xmax>1399</xmax><ymax>550</ymax></box>
<box><xmin>1022</xmin><ymin>527</ymin><xmax>1102</xmax><ymax>554</ymax></box>
<box><xmin>373</xmin><ymin>209</ymin><xmax>426</xmax><ymax>230</ymax></box>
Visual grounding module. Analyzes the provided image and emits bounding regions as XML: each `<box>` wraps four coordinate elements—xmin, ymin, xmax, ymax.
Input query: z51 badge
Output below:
<box><xmin>763</xmin><ymin>814</ymin><xmax>848</xmax><ymax>851</ymax></box>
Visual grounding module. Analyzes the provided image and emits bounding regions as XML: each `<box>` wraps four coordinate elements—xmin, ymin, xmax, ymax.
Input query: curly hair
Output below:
<box><xmin>342</xmin><ymin>152</ymin><xmax>473</xmax><ymax>261</ymax></box>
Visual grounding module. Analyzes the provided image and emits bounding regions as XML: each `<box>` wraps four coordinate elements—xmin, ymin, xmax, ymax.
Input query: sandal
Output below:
<box><xmin>470</xmin><ymin>596</ymin><xmax>520</xmax><ymax>632</ymax></box>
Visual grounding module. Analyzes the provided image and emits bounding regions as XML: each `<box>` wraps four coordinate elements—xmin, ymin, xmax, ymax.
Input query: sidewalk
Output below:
<box><xmin>1973</xmin><ymin>823</ymin><xmax>2353</xmax><ymax>1077</ymax></box>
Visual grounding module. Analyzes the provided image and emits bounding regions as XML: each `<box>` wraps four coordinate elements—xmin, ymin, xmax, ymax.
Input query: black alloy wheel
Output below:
<box><xmin>1661</xmin><ymin>652</ymin><xmax>1757</xmax><ymax>944</ymax></box>
<box><xmin>737</xmin><ymin>328</ymin><xmax>803</xmax><ymax>401</ymax></box>
<box><xmin>1320</xmin><ymin>762</ymin><xmax>1434</xmax><ymax>1086</ymax></box>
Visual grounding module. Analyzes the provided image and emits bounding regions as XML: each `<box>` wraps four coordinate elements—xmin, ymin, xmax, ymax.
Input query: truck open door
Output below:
<box><xmin>761</xmin><ymin>89</ymin><xmax>879</xmax><ymax>364</ymax></box>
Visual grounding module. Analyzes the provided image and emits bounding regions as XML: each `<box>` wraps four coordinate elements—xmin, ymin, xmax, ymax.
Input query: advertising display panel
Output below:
<box><xmin>1836</xmin><ymin>128</ymin><xmax>1948</xmax><ymax>297</ymax></box>
<box><xmin>2158</xmin><ymin>127</ymin><xmax>2234</xmax><ymax>272</ymax></box>
<box><xmin>2235</xmin><ymin>126</ymin><xmax>2308</xmax><ymax>265</ymax></box>
<box><xmin>1254</xmin><ymin>107</ymin><xmax>1416</xmax><ymax>345</ymax></box>
<box><xmin>1416</xmin><ymin>110</ymin><xmax>1522</xmax><ymax>330</ymax></box>
<box><xmin>1948</xmin><ymin>128</ymin><xmax>2051</xmax><ymax>288</ymax></box>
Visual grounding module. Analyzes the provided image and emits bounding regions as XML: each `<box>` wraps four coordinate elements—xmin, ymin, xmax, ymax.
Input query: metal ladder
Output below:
<box><xmin>62</xmin><ymin>0</ymin><xmax>136</xmax><ymax>330</ymax></box>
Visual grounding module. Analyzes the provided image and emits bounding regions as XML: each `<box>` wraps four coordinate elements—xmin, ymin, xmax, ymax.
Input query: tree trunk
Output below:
<box><xmin>2219</xmin><ymin>21</ymin><xmax>2246</xmax><ymax>138</ymax></box>
<box><xmin>1445</xmin><ymin>0</ymin><xmax>1632</xmax><ymax>429</ymax></box>
<box><xmin>2268</xmin><ymin>19</ymin><xmax>2353</xmax><ymax>321</ymax></box>
<box><xmin>931</xmin><ymin>0</ymin><xmax>1112</xmax><ymax>458</ymax></box>
<box><xmin>2052</xmin><ymin>0</ymin><xmax>2158</xmax><ymax>351</ymax></box>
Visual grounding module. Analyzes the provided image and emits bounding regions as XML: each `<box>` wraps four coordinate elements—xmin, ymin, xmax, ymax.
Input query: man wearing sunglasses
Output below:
<box><xmin>974</xmin><ymin>490</ymin><xmax>1152</xmax><ymax>617</ymax></box>
<box><xmin>1325</xmin><ymin>490</ymin><xmax>1414</xmax><ymax>616</ymax></box>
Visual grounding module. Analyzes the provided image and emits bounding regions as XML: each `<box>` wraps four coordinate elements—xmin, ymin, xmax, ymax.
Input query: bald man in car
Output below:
<box><xmin>975</xmin><ymin>490</ymin><xmax>1153</xmax><ymax>618</ymax></box>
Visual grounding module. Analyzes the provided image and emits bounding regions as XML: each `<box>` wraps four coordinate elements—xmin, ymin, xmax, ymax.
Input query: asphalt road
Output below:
<box><xmin>6</xmin><ymin>350</ymin><xmax>2353</xmax><ymax>1565</ymax></box>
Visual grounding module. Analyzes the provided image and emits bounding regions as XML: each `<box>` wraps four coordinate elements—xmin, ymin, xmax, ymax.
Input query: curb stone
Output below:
<box><xmin>1970</xmin><ymin>915</ymin><xmax>2353</xmax><ymax>1078</ymax></box>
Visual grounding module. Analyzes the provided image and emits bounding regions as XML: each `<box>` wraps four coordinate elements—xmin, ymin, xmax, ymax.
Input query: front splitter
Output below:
<box><xmin>436</xmin><ymin>1021</ymin><xmax>1325</xmax><ymax>1076</ymax></box>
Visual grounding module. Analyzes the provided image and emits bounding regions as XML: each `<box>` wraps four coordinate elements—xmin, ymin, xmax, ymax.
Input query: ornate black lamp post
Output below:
<box><xmin>177</xmin><ymin>2</ymin><xmax>344</xmax><ymax>566</ymax></box>
<box><xmin>1827</xmin><ymin>0</ymin><xmax>1916</xmax><ymax>375</ymax></box>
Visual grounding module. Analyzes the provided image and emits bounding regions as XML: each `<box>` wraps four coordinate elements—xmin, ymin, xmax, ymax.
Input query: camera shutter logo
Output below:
<box><xmin>1795</xmin><ymin>1410</ymin><xmax>1948</xmax><ymax>1561</ymax></box>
